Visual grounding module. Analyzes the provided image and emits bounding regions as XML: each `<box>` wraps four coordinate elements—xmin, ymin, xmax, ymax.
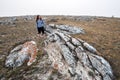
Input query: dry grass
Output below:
<box><xmin>0</xmin><ymin>16</ymin><xmax>120</xmax><ymax>79</ymax></box>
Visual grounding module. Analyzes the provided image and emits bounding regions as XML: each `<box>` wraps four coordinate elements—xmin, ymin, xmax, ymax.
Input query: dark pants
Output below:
<box><xmin>37</xmin><ymin>27</ymin><xmax>44</xmax><ymax>35</ymax></box>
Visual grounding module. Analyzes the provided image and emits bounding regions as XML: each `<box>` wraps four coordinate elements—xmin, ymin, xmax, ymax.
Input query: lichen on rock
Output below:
<box><xmin>43</xmin><ymin>24</ymin><xmax>114</xmax><ymax>80</ymax></box>
<box><xmin>5</xmin><ymin>41</ymin><xmax>38</xmax><ymax>67</ymax></box>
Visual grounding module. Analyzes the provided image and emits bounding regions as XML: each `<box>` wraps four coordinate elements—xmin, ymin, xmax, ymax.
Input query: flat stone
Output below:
<box><xmin>83</xmin><ymin>42</ymin><xmax>97</xmax><ymax>53</ymax></box>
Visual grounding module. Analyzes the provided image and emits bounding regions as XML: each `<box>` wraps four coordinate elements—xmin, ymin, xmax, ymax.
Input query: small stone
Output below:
<box><xmin>83</xmin><ymin>42</ymin><xmax>97</xmax><ymax>53</ymax></box>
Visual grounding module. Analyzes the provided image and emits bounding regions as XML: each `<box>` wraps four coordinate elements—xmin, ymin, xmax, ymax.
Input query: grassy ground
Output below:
<box><xmin>0</xmin><ymin>16</ymin><xmax>120</xmax><ymax>79</ymax></box>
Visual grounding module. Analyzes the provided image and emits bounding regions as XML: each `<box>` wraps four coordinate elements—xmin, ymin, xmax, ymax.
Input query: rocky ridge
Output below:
<box><xmin>5</xmin><ymin>24</ymin><xmax>114</xmax><ymax>80</ymax></box>
<box><xmin>43</xmin><ymin>30</ymin><xmax>113</xmax><ymax>80</ymax></box>
<box><xmin>46</xmin><ymin>24</ymin><xmax>85</xmax><ymax>34</ymax></box>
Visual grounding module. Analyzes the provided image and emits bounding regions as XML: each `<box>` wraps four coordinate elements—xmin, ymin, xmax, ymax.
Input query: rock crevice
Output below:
<box><xmin>44</xmin><ymin>28</ymin><xmax>113</xmax><ymax>80</ymax></box>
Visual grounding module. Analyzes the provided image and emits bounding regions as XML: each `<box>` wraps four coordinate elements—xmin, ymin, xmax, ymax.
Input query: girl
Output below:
<box><xmin>36</xmin><ymin>15</ymin><xmax>45</xmax><ymax>37</ymax></box>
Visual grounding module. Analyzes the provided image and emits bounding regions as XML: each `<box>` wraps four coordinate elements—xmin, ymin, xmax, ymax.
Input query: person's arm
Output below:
<box><xmin>42</xmin><ymin>20</ymin><xmax>45</xmax><ymax>24</ymax></box>
<box><xmin>42</xmin><ymin>20</ymin><xmax>45</xmax><ymax>26</ymax></box>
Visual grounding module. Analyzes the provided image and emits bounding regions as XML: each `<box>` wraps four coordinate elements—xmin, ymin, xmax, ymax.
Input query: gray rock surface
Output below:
<box><xmin>5</xmin><ymin>41</ymin><xmax>37</xmax><ymax>67</ymax></box>
<box><xmin>0</xmin><ymin>17</ymin><xmax>16</xmax><ymax>26</ymax></box>
<box><xmin>45</xmin><ymin>24</ymin><xmax>85</xmax><ymax>34</ymax></box>
<box><xmin>23</xmin><ymin>16</ymin><xmax>34</xmax><ymax>21</ymax></box>
<box><xmin>43</xmin><ymin>31</ymin><xmax>113</xmax><ymax>80</ymax></box>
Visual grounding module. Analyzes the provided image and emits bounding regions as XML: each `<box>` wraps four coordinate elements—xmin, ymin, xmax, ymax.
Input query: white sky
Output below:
<box><xmin>0</xmin><ymin>0</ymin><xmax>120</xmax><ymax>17</ymax></box>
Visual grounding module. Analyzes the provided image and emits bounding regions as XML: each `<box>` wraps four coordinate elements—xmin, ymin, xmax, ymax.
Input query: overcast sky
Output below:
<box><xmin>0</xmin><ymin>0</ymin><xmax>120</xmax><ymax>17</ymax></box>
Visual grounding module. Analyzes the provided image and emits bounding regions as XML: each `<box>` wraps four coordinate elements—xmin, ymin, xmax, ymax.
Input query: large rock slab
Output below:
<box><xmin>45</xmin><ymin>24</ymin><xmax>85</xmax><ymax>34</ymax></box>
<box><xmin>44</xmin><ymin>31</ymin><xmax>114</xmax><ymax>80</ymax></box>
<box><xmin>5</xmin><ymin>41</ymin><xmax>38</xmax><ymax>67</ymax></box>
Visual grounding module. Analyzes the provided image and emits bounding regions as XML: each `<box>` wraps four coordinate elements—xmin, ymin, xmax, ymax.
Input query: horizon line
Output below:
<box><xmin>0</xmin><ymin>14</ymin><xmax>120</xmax><ymax>18</ymax></box>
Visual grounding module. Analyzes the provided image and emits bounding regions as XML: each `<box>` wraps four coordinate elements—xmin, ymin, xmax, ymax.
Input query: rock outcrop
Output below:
<box><xmin>0</xmin><ymin>17</ymin><xmax>17</xmax><ymax>26</ymax></box>
<box><xmin>46</xmin><ymin>24</ymin><xmax>85</xmax><ymax>34</ymax></box>
<box><xmin>23</xmin><ymin>16</ymin><xmax>34</xmax><ymax>21</ymax></box>
<box><xmin>44</xmin><ymin>31</ymin><xmax>113</xmax><ymax>80</ymax></box>
<box><xmin>4</xmin><ymin>24</ymin><xmax>113</xmax><ymax>80</ymax></box>
<box><xmin>5</xmin><ymin>41</ymin><xmax>37</xmax><ymax>67</ymax></box>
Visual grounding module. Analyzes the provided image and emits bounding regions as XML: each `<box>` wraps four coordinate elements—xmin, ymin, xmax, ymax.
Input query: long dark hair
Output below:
<box><xmin>36</xmin><ymin>15</ymin><xmax>42</xmax><ymax>22</ymax></box>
